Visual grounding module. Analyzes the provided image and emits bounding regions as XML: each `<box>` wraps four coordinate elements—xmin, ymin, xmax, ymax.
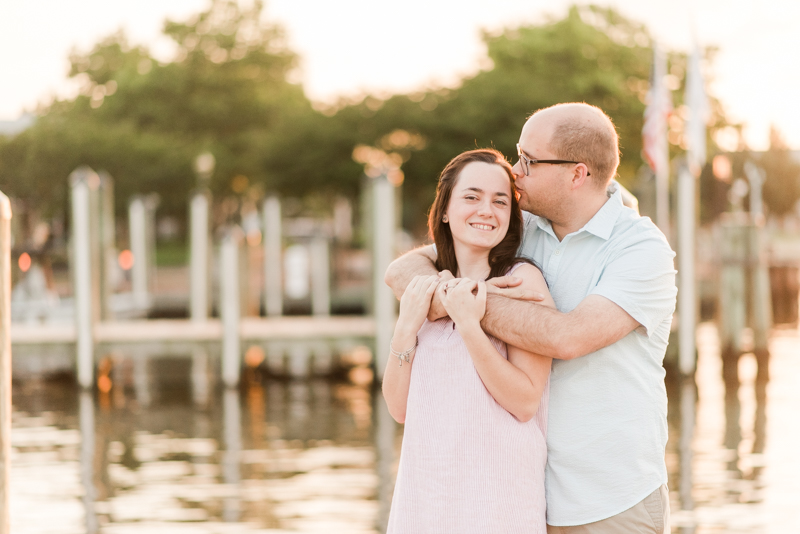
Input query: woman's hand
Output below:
<box><xmin>397</xmin><ymin>275</ymin><xmax>440</xmax><ymax>336</ymax></box>
<box><xmin>441</xmin><ymin>277</ymin><xmax>487</xmax><ymax>328</ymax></box>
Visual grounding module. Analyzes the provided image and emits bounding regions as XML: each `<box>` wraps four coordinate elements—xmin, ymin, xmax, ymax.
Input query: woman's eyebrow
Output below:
<box><xmin>460</xmin><ymin>186</ymin><xmax>508</xmax><ymax>197</ymax></box>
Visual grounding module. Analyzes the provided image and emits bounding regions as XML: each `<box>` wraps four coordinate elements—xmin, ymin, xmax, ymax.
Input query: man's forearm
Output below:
<box><xmin>384</xmin><ymin>247</ymin><xmax>437</xmax><ymax>300</ymax></box>
<box><xmin>481</xmin><ymin>295</ymin><xmax>572</xmax><ymax>359</ymax></box>
<box><xmin>481</xmin><ymin>294</ymin><xmax>639</xmax><ymax>360</ymax></box>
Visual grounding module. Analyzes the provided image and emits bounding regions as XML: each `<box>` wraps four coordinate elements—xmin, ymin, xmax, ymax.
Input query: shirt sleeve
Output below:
<box><xmin>589</xmin><ymin>232</ymin><xmax>677</xmax><ymax>337</ymax></box>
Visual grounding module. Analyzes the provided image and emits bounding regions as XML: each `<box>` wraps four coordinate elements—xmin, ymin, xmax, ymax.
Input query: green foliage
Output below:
<box><xmin>0</xmin><ymin>3</ymin><xmax>735</xmax><ymax>238</ymax></box>
<box><xmin>338</xmin><ymin>5</ymin><xmax>655</xmax><ymax>232</ymax></box>
<box><xmin>762</xmin><ymin>127</ymin><xmax>800</xmax><ymax>218</ymax></box>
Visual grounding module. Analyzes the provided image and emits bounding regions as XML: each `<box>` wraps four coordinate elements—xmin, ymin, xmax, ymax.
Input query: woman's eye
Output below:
<box><xmin>464</xmin><ymin>195</ymin><xmax>478</xmax><ymax>201</ymax></box>
<box><xmin>494</xmin><ymin>200</ymin><xmax>508</xmax><ymax>206</ymax></box>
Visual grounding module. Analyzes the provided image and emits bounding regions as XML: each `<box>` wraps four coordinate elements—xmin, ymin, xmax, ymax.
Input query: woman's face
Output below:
<box><xmin>445</xmin><ymin>161</ymin><xmax>513</xmax><ymax>252</ymax></box>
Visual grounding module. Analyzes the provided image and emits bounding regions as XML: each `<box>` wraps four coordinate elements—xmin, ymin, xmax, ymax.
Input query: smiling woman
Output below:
<box><xmin>427</xmin><ymin>149</ymin><xmax>525</xmax><ymax>280</ymax></box>
<box><xmin>381</xmin><ymin>148</ymin><xmax>555</xmax><ymax>532</ymax></box>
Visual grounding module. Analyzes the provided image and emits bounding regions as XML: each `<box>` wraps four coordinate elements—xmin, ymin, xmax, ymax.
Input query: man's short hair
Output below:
<box><xmin>536</xmin><ymin>103</ymin><xmax>620</xmax><ymax>187</ymax></box>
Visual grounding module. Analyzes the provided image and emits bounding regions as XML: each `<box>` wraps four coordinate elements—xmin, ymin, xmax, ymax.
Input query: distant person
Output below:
<box><xmin>386</xmin><ymin>103</ymin><xmax>677</xmax><ymax>533</ymax></box>
<box><xmin>383</xmin><ymin>148</ymin><xmax>555</xmax><ymax>533</ymax></box>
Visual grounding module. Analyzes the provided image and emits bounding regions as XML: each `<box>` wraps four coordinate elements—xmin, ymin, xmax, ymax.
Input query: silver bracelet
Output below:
<box><xmin>390</xmin><ymin>336</ymin><xmax>418</xmax><ymax>367</ymax></box>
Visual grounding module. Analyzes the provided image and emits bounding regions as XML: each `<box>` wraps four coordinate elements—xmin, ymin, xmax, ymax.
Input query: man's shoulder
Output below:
<box><xmin>610</xmin><ymin>209</ymin><xmax>674</xmax><ymax>257</ymax></box>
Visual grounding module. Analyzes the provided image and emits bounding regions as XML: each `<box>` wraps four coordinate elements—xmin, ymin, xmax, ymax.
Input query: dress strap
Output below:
<box><xmin>504</xmin><ymin>262</ymin><xmax>528</xmax><ymax>277</ymax></box>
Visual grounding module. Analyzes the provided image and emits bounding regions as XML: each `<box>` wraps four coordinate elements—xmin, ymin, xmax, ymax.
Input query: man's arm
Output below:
<box><xmin>384</xmin><ymin>245</ymin><xmax>451</xmax><ymax>321</ymax></box>
<box><xmin>386</xmin><ymin>246</ymin><xmax>545</xmax><ymax>316</ymax></box>
<box><xmin>481</xmin><ymin>294</ymin><xmax>639</xmax><ymax>360</ymax></box>
<box><xmin>384</xmin><ymin>245</ymin><xmax>437</xmax><ymax>300</ymax></box>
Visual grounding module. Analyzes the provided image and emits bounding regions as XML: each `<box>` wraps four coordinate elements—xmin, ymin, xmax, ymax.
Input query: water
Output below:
<box><xmin>10</xmin><ymin>324</ymin><xmax>800</xmax><ymax>533</ymax></box>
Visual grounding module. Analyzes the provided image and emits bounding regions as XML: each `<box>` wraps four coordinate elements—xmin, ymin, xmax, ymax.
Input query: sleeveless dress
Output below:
<box><xmin>387</xmin><ymin>265</ymin><xmax>549</xmax><ymax>534</ymax></box>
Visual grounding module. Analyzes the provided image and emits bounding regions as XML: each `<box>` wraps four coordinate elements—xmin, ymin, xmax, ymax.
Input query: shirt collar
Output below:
<box><xmin>580</xmin><ymin>184</ymin><xmax>623</xmax><ymax>240</ymax></box>
<box><xmin>533</xmin><ymin>184</ymin><xmax>624</xmax><ymax>241</ymax></box>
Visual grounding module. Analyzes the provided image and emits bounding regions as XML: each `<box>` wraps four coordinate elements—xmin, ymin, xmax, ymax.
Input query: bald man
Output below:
<box><xmin>385</xmin><ymin>103</ymin><xmax>677</xmax><ymax>533</ymax></box>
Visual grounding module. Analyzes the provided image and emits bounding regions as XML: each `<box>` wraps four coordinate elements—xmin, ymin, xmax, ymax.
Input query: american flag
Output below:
<box><xmin>642</xmin><ymin>42</ymin><xmax>671</xmax><ymax>177</ymax></box>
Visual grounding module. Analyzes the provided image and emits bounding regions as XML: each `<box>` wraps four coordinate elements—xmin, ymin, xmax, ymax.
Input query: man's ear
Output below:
<box><xmin>569</xmin><ymin>163</ymin><xmax>591</xmax><ymax>190</ymax></box>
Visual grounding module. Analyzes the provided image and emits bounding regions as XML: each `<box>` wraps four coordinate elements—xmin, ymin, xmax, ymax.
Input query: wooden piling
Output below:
<box><xmin>262</xmin><ymin>196</ymin><xmax>282</xmax><ymax>317</ymax></box>
<box><xmin>221</xmin><ymin>228</ymin><xmax>242</xmax><ymax>387</ymax></box>
<box><xmin>70</xmin><ymin>167</ymin><xmax>100</xmax><ymax>389</ymax></box>
<box><xmin>372</xmin><ymin>175</ymin><xmax>396</xmax><ymax>380</ymax></box>
<box><xmin>719</xmin><ymin>214</ymin><xmax>748</xmax><ymax>389</ymax></box>
<box><xmin>129</xmin><ymin>196</ymin><xmax>149</xmax><ymax>310</ymax></box>
<box><xmin>677</xmin><ymin>165</ymin><xmax>698</xmax><ymax>375</ymax></box>
<box><xmin>0</xmin><ymin>191</ymin><xmax>11</xmax><ymax>534</ymax></box>
<box><xmin>189</xmin><ymin>191</ymin><xmax>211</xmax><ymax>322</ymax></box>
<box><xmin>718</xmin><ymin>212</ymin><xmax>772</xmax><ymax>388</ymax></box>
<box><xmin>311</xmin><ymin>237</ymin><xmax>330</xmax><ymax>316</ymax></box>
<box><xmin>98</xmin><ymin>172</ymin><xmax>116</xmax><ymax>320</ymax></box>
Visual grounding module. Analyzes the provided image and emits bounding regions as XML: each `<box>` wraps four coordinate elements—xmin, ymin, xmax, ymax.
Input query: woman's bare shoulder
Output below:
<box><xmin>511</xmin><ymin>263</ymin><xmax>555</xmax><ymax>308</ymax></box>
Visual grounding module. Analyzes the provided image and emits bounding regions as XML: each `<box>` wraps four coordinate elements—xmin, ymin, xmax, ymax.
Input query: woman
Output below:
<box><xmin>383</xmin><ymin>149</ymin><xmax>556</xmax><ymax>533</ymax></box>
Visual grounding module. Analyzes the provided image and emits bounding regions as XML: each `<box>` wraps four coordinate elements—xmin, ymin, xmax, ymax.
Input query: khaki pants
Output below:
<box><xmin>547</xmin><ymin>485</ymin><xmax>670</xmax><ymax>534</ymax></box>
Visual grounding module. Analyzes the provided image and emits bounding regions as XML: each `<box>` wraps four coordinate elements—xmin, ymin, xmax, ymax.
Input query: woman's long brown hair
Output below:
<box><xmin>427</xmin><ymin>148</ymin><xmax>528</xmax><ymax>280</ymax></box>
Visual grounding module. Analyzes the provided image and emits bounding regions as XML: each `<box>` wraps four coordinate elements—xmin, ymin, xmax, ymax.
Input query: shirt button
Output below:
<box><xmin>554</xmin><ymin>249</ymin><xmax>561</xmax><ymax>255</ymax></box>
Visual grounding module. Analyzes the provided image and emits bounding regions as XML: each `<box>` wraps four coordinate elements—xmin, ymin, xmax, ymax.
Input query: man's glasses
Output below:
<box><xmin>516</xmin><ymin>143</ymin><xmax>590</xmax><ymax>177</ymax></box>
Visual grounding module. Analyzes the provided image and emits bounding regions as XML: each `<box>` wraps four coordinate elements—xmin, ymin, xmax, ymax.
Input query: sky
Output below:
<box><xmin>1</xmin><ymin>0</ymin><xmax>798</xmax><ymax>150</ymax></box>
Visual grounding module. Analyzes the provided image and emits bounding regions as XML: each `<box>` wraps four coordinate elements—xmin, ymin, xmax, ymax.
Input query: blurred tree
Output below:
<box><xmin>333</xmin><ymin>6</ymin><xmax>732</xmax><ymax>233</ymax></box>
<box><xmin>0</xmin><ymin>3</ymin><xmax>736</xmax><ymax>239</ymax></box>
<box><xmin>761</xmin><ymin>126</ymin><xmax>800</xmax><ymax>221</ymax></box>
<box><xmin>0</xmin><ymin>0</ymin><xmax>313</xmax><ymax>221</ymax></box>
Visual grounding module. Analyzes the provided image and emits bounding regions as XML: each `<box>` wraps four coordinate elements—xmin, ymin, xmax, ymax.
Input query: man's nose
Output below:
<box><xmin>511</xmin><ymin>160</ymin><xmax>524</xmax><ymax>180</ymax></box>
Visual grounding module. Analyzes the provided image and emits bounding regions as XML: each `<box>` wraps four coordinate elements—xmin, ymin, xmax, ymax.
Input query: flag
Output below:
<box><xmin>642</xmin><ymin>42</ymin><xmax>671</xmax><ymax>177</ymax></box>
<box><xmin>684</xmin><ymin>44</ymin><xmax>710</xmax><ymax>176</ymax></box>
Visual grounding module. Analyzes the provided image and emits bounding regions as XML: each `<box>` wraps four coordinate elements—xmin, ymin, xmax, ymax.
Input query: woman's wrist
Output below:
<box><xmin>390</xmin><ymin>331</ymin><xmax>418</xmax><ymax>352</ymax></box>
<box><xmin>454</xmin><ymin>318</ymin><xmax>482</xmax><ymax>336</ymax></box>
<box><xmin>392</xmin><ymin>323</ymin><xmax>419</xmax><ymax>344</ymax></box>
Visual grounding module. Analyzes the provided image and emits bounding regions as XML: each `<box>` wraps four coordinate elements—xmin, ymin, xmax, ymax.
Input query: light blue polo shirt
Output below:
<box><xmin>518</xmin><ymin>186</ymin><xmax>677</xmax><ymax>526</ymax></box>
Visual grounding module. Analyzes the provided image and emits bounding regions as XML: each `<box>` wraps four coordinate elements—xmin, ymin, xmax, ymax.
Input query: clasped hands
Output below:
<box><xmin>398</xmin><ymin>270</ymin><xmax>546</xmax><ymax>334</ymax></box>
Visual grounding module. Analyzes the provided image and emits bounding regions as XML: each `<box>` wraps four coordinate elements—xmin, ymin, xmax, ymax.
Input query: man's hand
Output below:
<box><xmin>486</xmin><ymin>275</ymin><xmax>546</xmax><ymax>302</ymax></box>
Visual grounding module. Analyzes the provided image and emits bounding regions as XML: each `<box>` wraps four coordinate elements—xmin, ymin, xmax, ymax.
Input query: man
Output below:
<box><xmin>384</xmin><ymin>102</ymin><xmax>677</xmax><ymax>533</ymax></box>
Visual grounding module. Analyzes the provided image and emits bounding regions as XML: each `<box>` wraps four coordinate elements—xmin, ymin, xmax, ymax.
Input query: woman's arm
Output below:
<box><xmin>381</xmin><ymin>275</ymin><xmax>439</xmax><ymax>423</ymax></box>
<box><xmin>443</xmin><ymin>265</ymin><xmax>555</xmax><ymax>421</ymax></box>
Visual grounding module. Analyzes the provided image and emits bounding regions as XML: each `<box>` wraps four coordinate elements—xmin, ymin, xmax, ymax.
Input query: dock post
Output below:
<box><xmin>221</xmin><ymin>228</ymin><xmax>242</xmax><ymax>388</ymax></box>
<box><xmin>129</xmin><ymin>195</ymin><xmax>158</xmax><ymax>310</ymax></box>
<box><xmin>744</xmin><ymin>162</ymin><xmax>772</xmax><ymax>383</ymax></box>
<box><xmin>98</xmin><ymin>172</ymin><xmax>116</xmax><ymax>320</ymax></box>
<box><xmin>748</xmin><ymin>222</ymin><xmax>773</xmax><ymax>384</ymax></box>
<box><xmin>190</xmin><ymin>190</ymin><xmax>211</xmax><ymax>321</ymax></box>
<box><xmin>262</xmin><ymin>196</ymin><xmax>282</xmax><ymax>317</ymax></box>
<box><xmin>71</xmin><ymin>167</ymin><xmax>100</xmax><ymax>389</ymax></box>
<box><xmin>0</xmin><ymin>191</ymin><xmax>12</xmax><ymax>534</ymax></box>
<box><xmin>372</xmin><ymin>174</ymin><xmax>396</xmax><ymax>380</ymax></box>
<box><xmin>719</xmin><ymin>214</ymin><xmax>748</xmax><ymax>390</ymax></box>
<box><xmin>677</xmin><ymin>165</ymin><xmax>697</xmax><ymax>375</ymax></box>
<box><xmin>310</xmin><ymin>237</ymin><xmax>330</xmax><ymax>316</ymax></box>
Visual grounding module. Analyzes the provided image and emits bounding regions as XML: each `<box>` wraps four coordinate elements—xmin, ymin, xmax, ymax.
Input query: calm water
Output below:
<box><xmin>10</xmin><ymin>324</ymin><xmax>800</xmax><ymax>533</ymax></box>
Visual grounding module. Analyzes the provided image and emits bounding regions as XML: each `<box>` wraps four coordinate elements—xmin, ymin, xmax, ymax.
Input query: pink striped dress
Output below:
<box><xmin>387</xmin><ymin>270</ymin><xmax>549</xmax><ymax>533</ymax></box>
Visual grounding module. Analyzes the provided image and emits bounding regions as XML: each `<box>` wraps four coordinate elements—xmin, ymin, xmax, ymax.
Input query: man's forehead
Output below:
<box><xmin>519</xmin><ymin>115</ymin><xmax>555</xmax><ymax>152</ymax></box>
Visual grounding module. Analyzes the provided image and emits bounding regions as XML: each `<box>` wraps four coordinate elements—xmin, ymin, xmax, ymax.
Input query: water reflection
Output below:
<box><xmin>80</xmin><ymin>391</ymin><xmax>98</xmax><ymax>533</ymax></box>
<box><xmin>12</xmin><ymin>370</ymin><xmax>382</xmax><ymax>533</ymax></box>
<box><xmin>9</xmin><ymin>325</ymin><xmax>800</xmax><ymax>533</ymax></box>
